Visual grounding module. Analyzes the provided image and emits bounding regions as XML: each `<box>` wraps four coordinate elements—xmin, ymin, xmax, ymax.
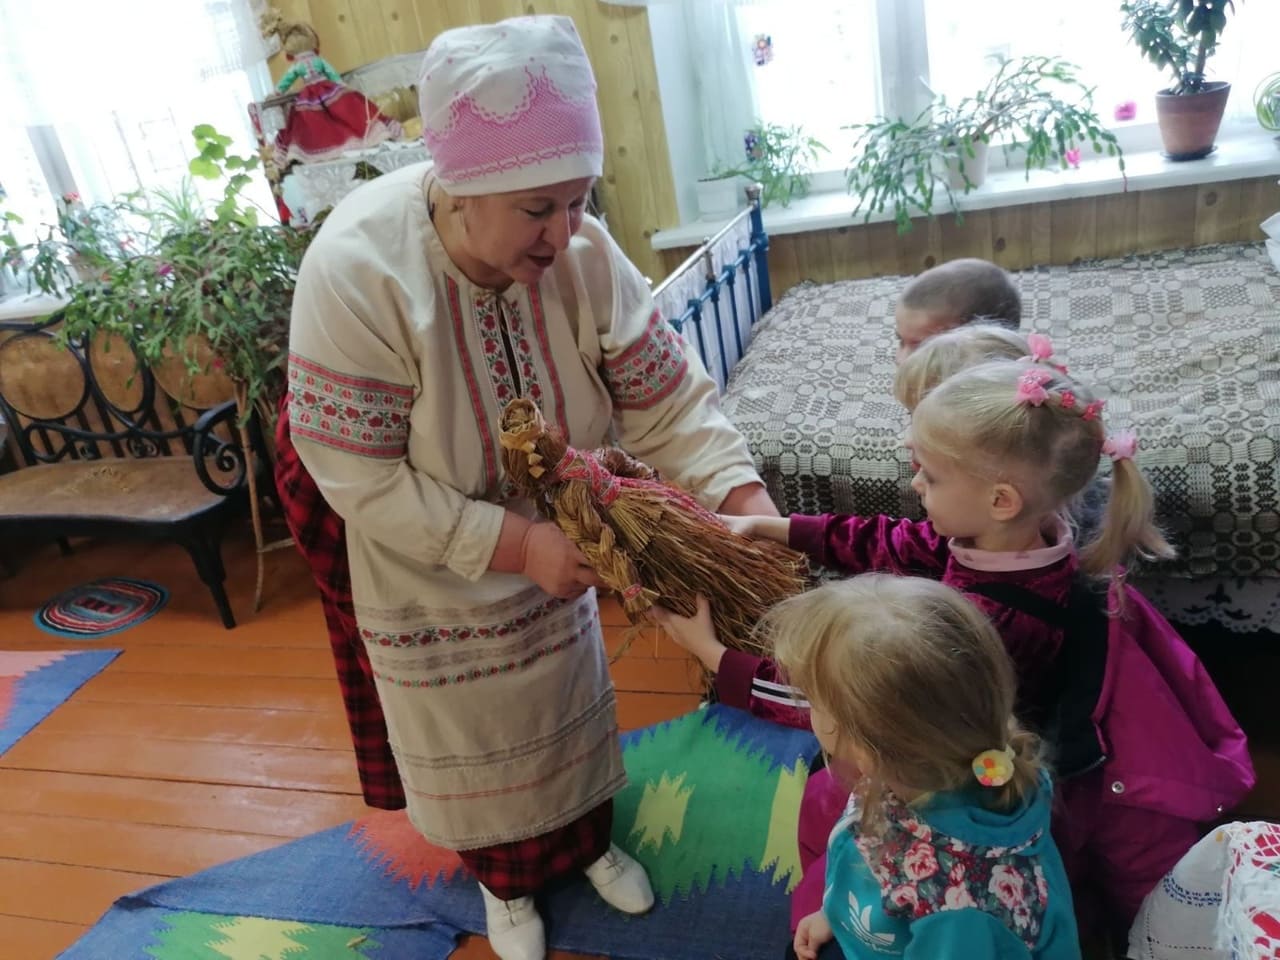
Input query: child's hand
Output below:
<box><xmin>651</xmin><ymin>595</ymin><xmax>727</xmax><ymax>673</ymax></box>
<box><xmin>720</xmin><ymin>514</ymin><xmax>792</xmax><ymax>544</ymax></box>
<box><xmin>794</xmin><ymin>910</ymin><xmax>834</xmax><ymax>960</ymax></box>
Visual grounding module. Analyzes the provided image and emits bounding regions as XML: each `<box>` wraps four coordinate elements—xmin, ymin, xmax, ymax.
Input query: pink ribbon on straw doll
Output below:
<box><xmin>1103</xmin><ymin>429</ymin><xmax>1138</xmax><ymax>462</ymax></box>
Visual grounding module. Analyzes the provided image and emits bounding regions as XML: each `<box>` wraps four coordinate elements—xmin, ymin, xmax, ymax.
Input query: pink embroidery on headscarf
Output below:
<box><xmin>426</xmin><ymin>69</ymin><xmax>602</xmax><ymax>186</ymax></box>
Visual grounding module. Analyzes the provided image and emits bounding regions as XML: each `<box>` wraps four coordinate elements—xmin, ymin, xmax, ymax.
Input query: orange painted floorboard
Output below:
<box><xmin>0</xmin><ymin>531</ymin><xmax>700</xmax><ymax>959</ymax></box>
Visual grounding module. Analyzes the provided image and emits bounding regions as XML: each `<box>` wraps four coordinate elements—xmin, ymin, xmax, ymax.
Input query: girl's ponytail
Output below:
<box><xmin>1079</xmin><ymin>444</ymin><xmax>1175</xmax><ymax>577</ymax></box>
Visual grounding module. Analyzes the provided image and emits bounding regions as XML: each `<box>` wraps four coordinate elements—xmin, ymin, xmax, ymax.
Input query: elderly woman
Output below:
<box><xmin>273</xmin><ymin>15</ymin><xmax>776</xmax><ymax>960</ymax></box>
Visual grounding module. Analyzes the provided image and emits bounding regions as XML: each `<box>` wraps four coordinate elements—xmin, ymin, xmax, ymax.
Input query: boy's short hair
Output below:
<box><xmin>899</xmin><ymin>258</ymin><xmax>1022</xmax><ymax>329</ymax></box>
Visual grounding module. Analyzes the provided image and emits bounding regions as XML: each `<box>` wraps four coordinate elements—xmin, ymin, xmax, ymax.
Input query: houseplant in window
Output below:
<box><xmin>720</xmin><ymin>122</ymin><xmax>828</xmax><ymax>209</ymax></box>
<box><xmin>25</xmin><ymin>125</ymin><xmax>308</xmax><ymax>435</ymax></box>
<box><xmin>697</xmin><ymin>122</ymin><xmax>827</xmax><ymax>218</ymax></box>
<box><xmin>845</xmin><ymin>55</ymin><xmax>1123</xmax><ymax>233</ymax></box>
<box><xmin>1121</xmin><ymin>0</ymin><xmax>1236</xmax><ymax>160</ymax></box>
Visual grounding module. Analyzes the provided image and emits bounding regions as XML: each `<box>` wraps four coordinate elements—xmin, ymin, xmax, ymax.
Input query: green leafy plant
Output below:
<box><xmin>24</xmin><ymin>124</ymin><xmax>316</xmax><ymax>427</ymax></box>
<box><xmin>846</xmin><ymin>55</ymin><xmax>1125</xmax><ymax>233</ymax></box>
<box><xmin>717</xmin><ymin>122</ymin><xmax>827</xmax><ymax>208</ymax></box>
<box><xmin>1257</xmin><ymin>73</ymin><xmax>1280</xmax><ymax>131</ymax></box>
<box><xmin>1</xmin><ymin>209</ymin><xmax>23</xmax><ymax>271</ymax></box>
<box><xmin>1121</xmin><ymin>0</ymin><xmax>1237</xmax><ymax>95</ymax></box>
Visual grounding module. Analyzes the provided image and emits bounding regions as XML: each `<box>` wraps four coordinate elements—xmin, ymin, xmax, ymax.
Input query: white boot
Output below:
<box><xmin>479</xmin><ymin>883</ymin><xmax>546</xmax><ymax>960</ymax></box>
<box><xmin>583</xmin><ymin>843</ymin><xmax>655</xmax><ymax>915</ymax></box>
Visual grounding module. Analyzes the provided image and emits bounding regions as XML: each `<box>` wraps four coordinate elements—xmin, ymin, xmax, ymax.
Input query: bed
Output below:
<box><xmin>653</xmin><ymin>203</ymin><xmax>1280</xmax><ymax>636</ymax></box>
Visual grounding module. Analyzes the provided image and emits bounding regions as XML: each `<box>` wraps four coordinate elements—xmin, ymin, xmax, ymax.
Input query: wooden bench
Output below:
<box><xmin>0</xmin><ymin>315</ymin><xmax>263</xmax><ymax>627</ymax></box>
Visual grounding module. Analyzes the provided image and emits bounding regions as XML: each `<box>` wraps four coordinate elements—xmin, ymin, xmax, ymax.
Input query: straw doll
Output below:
<box><xmin>500</xmin><ymin>398</ymin><xmax>807</xmax><ymax>655</ymax></box>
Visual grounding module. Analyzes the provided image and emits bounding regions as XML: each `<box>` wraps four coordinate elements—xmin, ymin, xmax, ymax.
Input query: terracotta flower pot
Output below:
<box><xmin>1155</xmin><ymin>81</ymin><xmax>1232</xmax><ymax>161</ymax></box>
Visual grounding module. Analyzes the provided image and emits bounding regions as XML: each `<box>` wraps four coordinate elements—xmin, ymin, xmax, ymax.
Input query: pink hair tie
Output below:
<box><xmin>1082</xmin><ymin>399</ymin><xmax>1106</xmax><ymax>422</ymax></box>
<box><xmin>1016</xmin><ymin>368</ymin><xmax>1052</xmax><ymax>406</ymax></box>
<box><xmin>1026</xmin><ymin>333</ymin><xmax>1055</xmax><ymax>362</ymax></box>
<box><xmin>1103</xmin><ymin>430</ymin><xmax>1138</xmax><ymax>462</ymax></box>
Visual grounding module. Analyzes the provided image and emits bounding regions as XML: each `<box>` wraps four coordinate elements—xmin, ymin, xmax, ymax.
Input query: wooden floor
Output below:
<box><xmin>0</xmin><ymin>527</ymin><xmax>705</xmax><ymax>960</ymax></box>
<box><xmin>2</xmin><ymin>529</ymin><xmax>1277</xmax><ymax>960</ymax></box>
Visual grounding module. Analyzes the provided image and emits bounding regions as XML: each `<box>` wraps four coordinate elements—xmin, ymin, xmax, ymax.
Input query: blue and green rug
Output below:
<box><xmin>61</xmin><ymin>705</ymin><xmax>818</xmax><ymax>959</ymax></box>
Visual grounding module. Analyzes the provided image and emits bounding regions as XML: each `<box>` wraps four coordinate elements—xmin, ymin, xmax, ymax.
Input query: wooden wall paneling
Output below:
<box><xmin>349</xmin><ymin>1</ymin><xmax>394</xmax><ymax>62</ymax></box>
<box><xmin>1241</xmin><ymin>178</ymin><xmax>1280</xmax><ymax>240</ymax></box>
<box><xmin>863</xmin><ymin>221</ymin><xmax>902</xmax><ymax>277</ymax></box>
<box><xmin>892</xmin><ymin>215</ymin><xmax>943</xmax><ymax>276</ymax></box>
<box><xmin>1094</xmin><ymin>191</ymin><xmax>1142</xmax><ymax>259</ymax></box>
<box><xmin>475</xmin><ymin>0</ymin><xmax>523</xmax><ymax>25</ymax></box>
<box><xmin>793</xmin><ymin>230</ymin><xmax>836</xmax><ymax>284</ymax></box>
<box><xmin>827</xmin><ymin>225</ymin><xmax>872</xmax><ymax>284</ymax></box>
<box><xmin>578</xmin><ymin>4</ymin><xmax>658</xmax><ymax>278</ymax></box>
<box><xmin>1193</xmin><ymin>181</ymin><xmax>1244</xmax><ymax>247</ymax></box>
<box><xmin>624</xmin><ymin>7</ymin><xmax>680</xmax><ymax>233</ymax></box>
<box><xmin>1028</xmin><ymin>201</ymin><xmax>1053</xmax><ymax>266</ymax></box>
<box><xmin>377</xmin><ymin>0</ymin><xmax>425</xmax><ymax>49</ymax></box>
<box><xmin>937</xmin><ymin>209</ymin><xmax>994</xmax><ymax>264</ymax></box>
<box><xmin>1049</xmin><ymin>196</ymin><xmax>1097</xmax><ymax>264</ymax></box>
<box><xmin>1137</xmin><ymin>185</ymin><xmax>1198</xmax><ymax>254</ymax></box>
<box><xmin>307</xmin><ymin>0</ymin><xmax>364</xmax><ymax>71</ymax></box>
<box><xmin>441</xmin><ymin>0</ymin><xmax>483</xmax><ymax>28</ymax></box>
<box><xmin>767</xmin><ymin>234</ymin><xmax>804</xmax><ymax>296</ymax></box>
<box><xmin>989</xmin><ymin>205</ymin><xmax>1033</xmax><ymax>271</ymax></box>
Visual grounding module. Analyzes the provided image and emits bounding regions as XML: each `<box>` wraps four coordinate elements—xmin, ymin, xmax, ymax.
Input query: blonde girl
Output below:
<box><xmin>729</xmin><ymin>349</ymin><xmax>1253</xmax><ymax>942</ymax></box>
<box><xmin>659</xmin><ymin>574</ymin><xmax>1081</xmax><ymax>959</ymax></box>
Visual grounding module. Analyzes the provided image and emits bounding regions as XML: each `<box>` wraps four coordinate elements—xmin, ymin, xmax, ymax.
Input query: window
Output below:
<box><xmin>0</xmin><ymin>0</ymin><xmax>272</xmax><ymax>256</ymax></box>
<box><xmin>735</xmin><ymin>0</ymin><xmax>882</xmax><ymax>167</ymax></box>
<box><xmin>651</xmin><ymin>0</ymin><xmax>1278</xmax><ymax>218</ymax></box>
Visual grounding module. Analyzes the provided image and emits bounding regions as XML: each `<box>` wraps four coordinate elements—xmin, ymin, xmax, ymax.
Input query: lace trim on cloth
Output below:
<box><xmin>1134</xmin><ymin>576</ymin><xmax>1280</xmax><ymax>634</ymax></box>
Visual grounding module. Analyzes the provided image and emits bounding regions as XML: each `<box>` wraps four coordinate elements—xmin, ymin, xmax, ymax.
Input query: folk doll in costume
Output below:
<box><xmin>271</xmin><ymin>22</ymin><xmax>401</xmax><ymax>169</ymax></box>
<box><xmin>272</xmin><ymin>15</ymin><xmax>778</xmax><ymax>960</ymax></box>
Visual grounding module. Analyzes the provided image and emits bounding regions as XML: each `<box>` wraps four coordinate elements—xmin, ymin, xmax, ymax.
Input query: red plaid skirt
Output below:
<box><xmin>274</xmin><ymin>397</ymin><xmax>614</xmax><ymax>895</ymax></box>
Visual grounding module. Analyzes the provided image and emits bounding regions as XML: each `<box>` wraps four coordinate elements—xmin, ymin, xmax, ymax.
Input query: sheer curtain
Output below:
<box><xmin>0</xmin><ymin>0</ymin><xmax>272</xmax><ymax>235</ymax></box>
<box><xmin>608</xmin><ymin>0</ymin><xmax>761</xmax><ymax>178</ymax></box>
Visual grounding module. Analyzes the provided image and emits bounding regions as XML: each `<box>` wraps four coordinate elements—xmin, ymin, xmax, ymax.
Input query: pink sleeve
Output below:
<box><xmin>788</xmin><ymin>513</ymin><xmax>950</xmax><ymax>576</ymax></box>
<box><xmin>716</xmin><ymin>649</ymin><xmax>812</xmax><ymax>731</ymax></box>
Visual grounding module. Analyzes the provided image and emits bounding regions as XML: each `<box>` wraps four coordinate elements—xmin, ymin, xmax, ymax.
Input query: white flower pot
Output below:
<box><xmin>944</xmin><ymin>140</ymin><xmax>990</xmax><ymax>190</ymax></box>
<box><xmin>695</xmin><ymin>177</ymin><xmax>744</xmax><ymax>220</ymax></box>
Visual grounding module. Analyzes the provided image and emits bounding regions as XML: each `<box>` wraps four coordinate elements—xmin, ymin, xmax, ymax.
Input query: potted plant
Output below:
<box><xmin>1254</xmin><ymin>72</ymin><xmax>1280</xmax><ymax>134</ymax></box>
<box><xmin>1121</xmin><ymin>0</ymin><xmax>1237</xmax><ymax>160</ymax></box>
<box><xmin>718</xmin><ymin>123</ymin><xmax>828</xmax><ymax>209</ymax></box>
<box><xmin>23</xmin><ymin>125</ymin><xmax>312</xmax><ymax>434</ymax></box>
<box><xmin>846</xmin><ymin>56</ymin><xmax>1124</xmax><ymax>233</ymax></box>
<box><xmin>694</xmin><ymin>169</ymin><xmax>745</xmax><ymax>221</ymax></box>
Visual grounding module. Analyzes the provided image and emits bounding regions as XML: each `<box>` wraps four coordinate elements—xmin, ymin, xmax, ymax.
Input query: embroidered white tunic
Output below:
<box><xmin>287</xmin><ymin>163</ymin><xmax>761</xmax><ymax>849</ymax></box>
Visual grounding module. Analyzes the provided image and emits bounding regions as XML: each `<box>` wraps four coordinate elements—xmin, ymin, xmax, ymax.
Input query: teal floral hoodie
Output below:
<box><xmin>824</xmin><ymin>772</ymin><xmax>1080</xmax><ymax>959</ymax></box>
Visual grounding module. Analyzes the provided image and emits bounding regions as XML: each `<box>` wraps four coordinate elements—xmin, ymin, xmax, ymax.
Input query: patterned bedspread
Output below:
<box><xmin>721</xmin><ymin>243</ymin><xmax>1280</xmax><ymax>579</ymax></box>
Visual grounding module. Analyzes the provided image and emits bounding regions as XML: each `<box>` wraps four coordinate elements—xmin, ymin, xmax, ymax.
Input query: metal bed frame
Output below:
<box><xmin>652</xmin><ymin>184</ymin><xmax>772</xmax><ymax>387</ymax></box>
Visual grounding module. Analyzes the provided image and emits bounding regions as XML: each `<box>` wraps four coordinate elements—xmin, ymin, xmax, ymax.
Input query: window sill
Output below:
<box><xmin>0</xmin><ymin>291</ymin><xmax>66</xmax><ymax>323</ymax></box>
<box><xmin>651</xmin><ymin>125</ymin><xmax>1280</xmax><ymax>252</ymax></box>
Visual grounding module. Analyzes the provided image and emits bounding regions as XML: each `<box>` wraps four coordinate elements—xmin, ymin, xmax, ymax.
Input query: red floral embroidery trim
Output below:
<box><xmin>602</xmin><ymin>310</ymin><xmax>689</xmax><ymax>411</ymax></box>
<box><xmin>288</xmin><ymin>352</ymin><xmax>413</xmax><ymax>459</ymax></box>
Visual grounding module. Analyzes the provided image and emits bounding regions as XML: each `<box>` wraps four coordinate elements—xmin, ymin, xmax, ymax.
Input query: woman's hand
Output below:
<box><xmin>651</xmin><ymin>595</ymin><xmax>726</xmax><ymax>673</ymax></box>
<box><xmin>793</xmin><ymin>910</ymin><xmax>834</xmax><ymax>960</ymax></box>
<box><xmin>521</xmin><ymin>522</ymin><xmax>604</xmax><ymax>599</ymax></box>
